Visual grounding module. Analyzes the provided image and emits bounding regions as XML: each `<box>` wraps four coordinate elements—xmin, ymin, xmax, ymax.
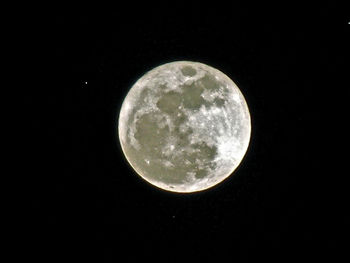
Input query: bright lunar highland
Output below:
<box><xmin>118</xmin><ymin>61</ymin><xmax>251</xmax><ymax>193</ymax></box>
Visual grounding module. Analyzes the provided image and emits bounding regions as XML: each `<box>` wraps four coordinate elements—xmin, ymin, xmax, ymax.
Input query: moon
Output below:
<box><xmin>118</xmin><ymin>61</ymin><xmax>251</xmax><ymax>193</ymax></box>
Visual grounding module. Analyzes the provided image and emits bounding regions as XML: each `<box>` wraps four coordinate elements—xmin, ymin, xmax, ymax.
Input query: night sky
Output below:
<box><xmin>27</xmin><ymin>3</ymin><xmax>348</xmax><ymax>262</ymax></box>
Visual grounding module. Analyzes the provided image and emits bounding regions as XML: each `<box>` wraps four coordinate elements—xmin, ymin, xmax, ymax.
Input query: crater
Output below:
<box><xmin>214</xmin><ymin>97</ymin><xmax>225</xmax><ymax>107</ymax></box>
<box><xmin>181</xmin><ymin>66</ymin><xmax>197</xmax><ymax>77</ymax></box>
<box><xmin>134</xmin><ymin>113</ymin><xmax>169</xmax><ymax>154</ymax></box>
<box><xmin>199</xmin><ymin>73</ymin><xmax>223</xmax><ymax>91</ymax></box>
<box><xmin>181</xmin><ymin>82</ymin><xmax>206</xmax><ymax>110</ymax></box>
<box><xmin>195</xmin><ymin>169</ymin><xmax>208</xmax><ymax>179</ymax></box>
<box><xmin>194</xmin><ymin>142</ymin><xmax>218</xmax><ymax>160</ymax></box>
<box><xmin>156</xmin><ymin>91</ymin><xmax>182</xmax><ymax>114</ymax></box>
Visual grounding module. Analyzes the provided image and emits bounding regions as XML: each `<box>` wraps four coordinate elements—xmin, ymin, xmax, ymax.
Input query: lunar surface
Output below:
<box><xmin>118</xmin><ymin>61</ymin><xmax>251</xmax><ymax>193</ymax></box>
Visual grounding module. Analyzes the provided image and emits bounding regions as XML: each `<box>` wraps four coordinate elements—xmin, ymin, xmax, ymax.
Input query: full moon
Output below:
<box><xmin>118</xmin><ymin>61</ymin><xmax>251</xmax><ymax>193</ymax></box>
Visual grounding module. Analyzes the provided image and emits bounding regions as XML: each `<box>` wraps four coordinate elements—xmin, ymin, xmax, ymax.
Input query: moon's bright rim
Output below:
<box><xmin>118</xmin><ymin>61</ymin><xmax>251</xmax><ymax>193</ymax></box>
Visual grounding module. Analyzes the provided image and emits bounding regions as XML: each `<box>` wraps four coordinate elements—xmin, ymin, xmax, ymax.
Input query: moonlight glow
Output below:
<box><xmin>118</xmin><ymin>61</ymin><xmax>251</xmax><ymax>193</ymax></box>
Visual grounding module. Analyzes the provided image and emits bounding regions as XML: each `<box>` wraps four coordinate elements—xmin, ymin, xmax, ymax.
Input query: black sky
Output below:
<box><xmin>27</xmin><ymin>3</ymin><xmax>349</xmax><ymax>262</ymax></box>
